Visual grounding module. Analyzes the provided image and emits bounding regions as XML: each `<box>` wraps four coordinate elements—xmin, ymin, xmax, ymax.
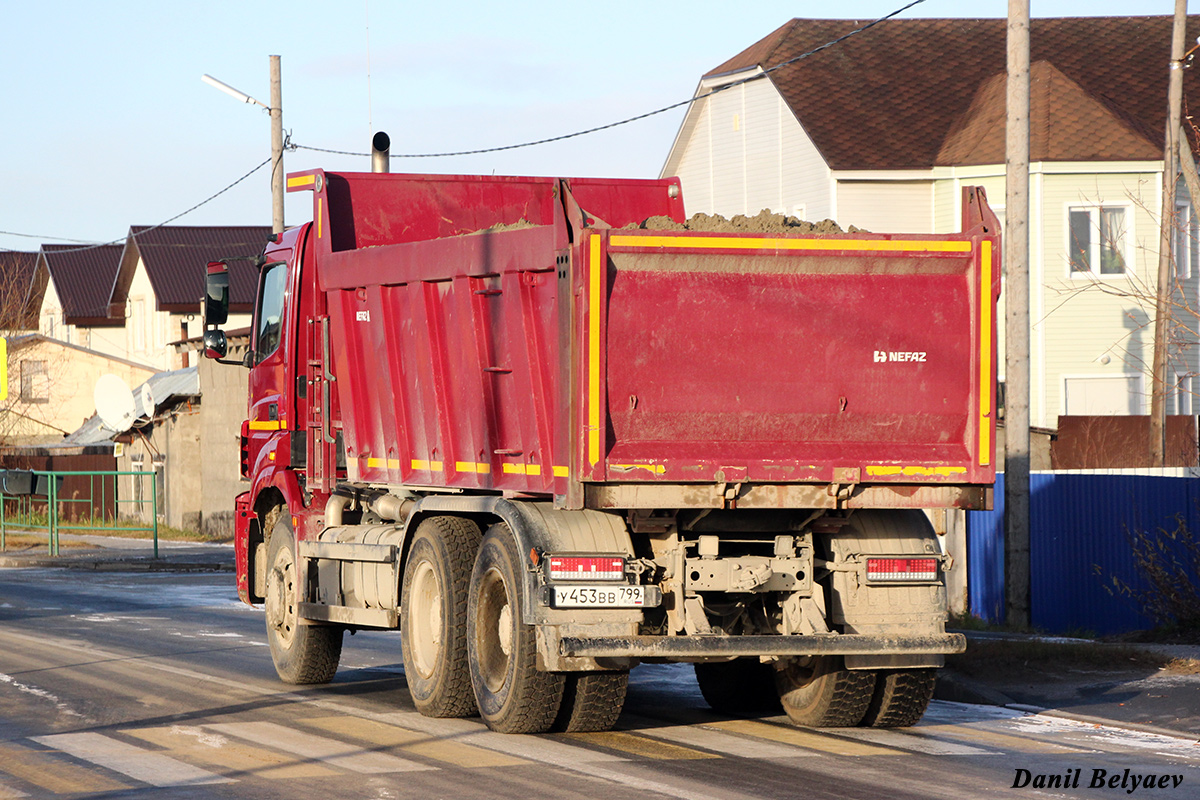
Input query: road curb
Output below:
<box><xmin>0</xmin><ymin>555</ymin><xmax>233</xmax><ymax>572</ymax></box>
<box><xmin>934</xmin><ymin>668</ymin><xmax>1018</xmax><ymax>707</ymax></box>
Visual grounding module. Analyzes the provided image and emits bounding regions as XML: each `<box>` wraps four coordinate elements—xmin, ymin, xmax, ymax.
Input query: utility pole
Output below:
<box><xmin>1150</xmin><ymin>2</ymin><xmax>1189</xmax><ymax>467</ymax></box>
<box><xmin>270</xmin><ymin>55</ymin><xmax>284</xmax><ymax>234</ymax></box>
<box><xmin>1004</xmin><ymin>0</ymin><xmax>1031</xmax><ymax>630</ymax></box>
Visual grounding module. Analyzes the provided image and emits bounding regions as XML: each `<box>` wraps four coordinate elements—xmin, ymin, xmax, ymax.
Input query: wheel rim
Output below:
<box><xmin>409</xmin><ymin>559</ymin><xmax>443</xmax><ymax>679</ymax></box>
<box><xmin>475</xmin><ymin>566</ymin><xmax>514</xmax><ymax>694</ymax></box>
<box><xmin>266</xmin><ymin>547</ymin><xmax>297</xmax><ymax>648</ymax></box>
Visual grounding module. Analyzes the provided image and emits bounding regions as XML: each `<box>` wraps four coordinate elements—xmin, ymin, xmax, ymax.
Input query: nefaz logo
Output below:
<box><xmin>874</xmin><ymin>350</ymin><xmax>927</xmax><ymax>363</ymax></box>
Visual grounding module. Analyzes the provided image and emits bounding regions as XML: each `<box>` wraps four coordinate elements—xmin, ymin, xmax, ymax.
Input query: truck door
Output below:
<box><xmin>246</xmin><ymin>258</ymin><xmax>293</xmax><ymax>480</ymax></box>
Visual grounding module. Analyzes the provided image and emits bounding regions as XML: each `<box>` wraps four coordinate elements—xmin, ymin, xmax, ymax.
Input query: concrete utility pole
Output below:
<box><xmin>1004</xmin><ymin>0</ymin><xmax>1031</xmax><ymax>630</ymax></box>
<box><xmin>1150</xmin><ymin>2</ymin><xmax>1189</xmax><ymax>467</ymax></box>
<box><xmin>270</xmin><ymin>55</ymin><xmax>284</xmax><ymax>234</ymax></box>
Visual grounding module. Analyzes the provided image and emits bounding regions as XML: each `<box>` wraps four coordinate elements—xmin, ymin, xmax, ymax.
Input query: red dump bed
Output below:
<box><xmin>287</xmin><ymin>171</ymin><xmax>999</xmax><ymax>507</ymax></box>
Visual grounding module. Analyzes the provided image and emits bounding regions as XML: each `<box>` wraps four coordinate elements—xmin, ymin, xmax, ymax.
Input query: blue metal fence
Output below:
<box><xmin>967</xmin><ymin>472</ymin><xmax>1200</xmax><ymax>635</ymax></box>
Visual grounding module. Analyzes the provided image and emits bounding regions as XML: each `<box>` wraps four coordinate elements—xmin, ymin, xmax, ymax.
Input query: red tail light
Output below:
<box><xmin>548</xmin><ymin>556</ymin><xmax>625</xmax><ymax>581</ymax></box>
<box><xmin>866</xmin><ymin>557</ymin><xmax>939</xmax><ymax>582</ymax></box>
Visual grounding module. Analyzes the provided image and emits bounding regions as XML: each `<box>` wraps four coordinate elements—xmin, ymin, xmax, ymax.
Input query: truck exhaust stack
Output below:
<box><xmin>371</xmin><ymin>131</ymin><xmax>390</xmax><ymax>173</ymax></box>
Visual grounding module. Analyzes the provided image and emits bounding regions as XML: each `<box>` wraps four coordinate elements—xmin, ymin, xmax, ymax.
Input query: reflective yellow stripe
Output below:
<box><xmin>553</xmin><ymin>466</ymin><xmax>569</xmax><ymax>478</ymax></box>
<box><xmin>317</xmin><ymin>197</ymin><xmax>323</xmax><ymax>239</ymax></box>
<box><xmin>502</xmin><ymin>463</ymin><xmax>542</xmax><ymax>476</ymax></box>
<box><xmin>455</xmin><ymin>462</ymin><xmax>491</xmax><ymax>474</ymax></box>
<box><xmin>287</xmin><ymin>174</ymin><xmax>316</xmax><ymax>189</ymax></box>
<box><xmin>366</xmin><ymin>457</ymin><xmax>384</xmax><ymax>468</ymax></box>
<box><xmin>866</xmin><ymin>465</ymin><xmax>968</xmax><ymax>478</ymax></box>
<box><xmin>979</xmin><ymin>240</ymin><xmax>993</xmax><ymax>466</ymax></box>
<box><xmin>589</xmin><ymin>234</ymin><xmax>602</xmax><ymax>467</ymax></box>
<box><xmin>609</xmin><ymin>235</ymin><xmax>973</xmax><ymax>253</ymax></box>
<box><xmin>411</xmin><ymin>459</ymin><xmax>444</xmax><ymax>471</ymax></box>
<box><xmin>248</xmin><ymin>420</ymin><xmax>283</xmax><ymax>431</ymax></box>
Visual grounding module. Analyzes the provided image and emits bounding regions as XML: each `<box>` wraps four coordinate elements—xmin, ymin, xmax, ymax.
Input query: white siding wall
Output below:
<box><xmin>670</xmin><ymin>78</ymin><xmax>832</xmax><ymax>220</ymax></box>
<box><xmin>834</xmin><ymin>181</ymin><xmax>934</xmax><ymax>233</ymax></box>
<box><xmin>1038</xmin><ymin>171</ymin><xmax>1160</xmax><ymax>425</ymax></box>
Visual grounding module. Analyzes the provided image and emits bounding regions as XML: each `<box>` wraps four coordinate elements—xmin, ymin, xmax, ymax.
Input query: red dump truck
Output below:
<box><xmin>203</xmin><ymin>165</ymin><xmax>999</xmax><ymax>734</ymax></box>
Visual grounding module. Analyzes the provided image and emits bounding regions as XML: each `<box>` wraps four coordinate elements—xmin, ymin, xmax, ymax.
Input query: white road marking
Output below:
<box><xmin>828</xmin><ymin>727</ymin><xmax>994</xmax><ymax>755</ymax></box>
<box><xmin>0</xmin><ymin>778</ymin><xmax>28</xmax><ymax>799</ymax></box>
<box><xmin>621</xmin><ymin>715</ymin><xmax>808</xmax><ymax>760</ymax></box>
<box><xmin>32</xmin><ymin>732</ymin><xmax>232</xmax><ymax>786</ymax></box>
<box><xmin>207</xmin><ymin>721</ymin><xmax>435</xmax><ymax>773</ymax></box>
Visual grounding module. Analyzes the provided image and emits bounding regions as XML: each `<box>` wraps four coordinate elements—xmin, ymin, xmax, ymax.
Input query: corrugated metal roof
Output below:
<box><xmin>707</xmin><ymin>16</ymin><xmax>1200</xmax><ymax>170</ymax></box>
<box><xmin>41</xmin><ymin>244</ymin><xmax>125</xmax><ymax>324</ymax></box>
<box><xmin>126</xmin><ymin>225</ymin><xmax>269</xmax><ymax>311</ymax></box>
<box><xmin>62</xmin><ymin>366</ymin><xmax>200</xmax><ymax>444</ymax></box>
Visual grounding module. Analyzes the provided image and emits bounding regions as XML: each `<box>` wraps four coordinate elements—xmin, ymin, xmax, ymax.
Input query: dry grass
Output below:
<box><xmin>946</xmin><ymin>639</ymin><xmax>1171</xmax><ymax>678</ymax></box>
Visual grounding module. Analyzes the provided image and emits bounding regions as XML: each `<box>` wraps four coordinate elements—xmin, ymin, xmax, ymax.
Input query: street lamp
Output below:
<box><xmin>202</xmin><ymin>55</ymin><xmax>284</xmax><ymax>234</ymax></box>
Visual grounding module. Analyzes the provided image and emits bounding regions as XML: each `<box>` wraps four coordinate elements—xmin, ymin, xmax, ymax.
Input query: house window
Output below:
<box><xmin>1176</xmin><ymin>374</ymin><xmax>1194</xmax><ymax>416</ymax></box>
<box><xmin>19</xmin><ymin>360</ymin><xmax>48</xmax><ymax>403</ymax></box>
<box><xmin>1069</xmin><ymin>206</ymin><xmax>1128</xmax><ymax>275</ymax></box>
<box><xmin>1174</xmin><ymin>203</ymin><xmax>1199</xmax><ymax>280</ymax></box>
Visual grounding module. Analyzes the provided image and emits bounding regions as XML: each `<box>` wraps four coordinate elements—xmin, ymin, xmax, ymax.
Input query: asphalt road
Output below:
<box><xmin>1</xmin><ymin>567</ymin><xmax>1198</xmax><ymax>800</ymax></box>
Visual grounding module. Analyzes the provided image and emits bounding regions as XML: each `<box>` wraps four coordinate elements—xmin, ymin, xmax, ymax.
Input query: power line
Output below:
<box><xmin>1</xmin><ymin>157</ymin><xmax>272</xmax><ymax>254</ymax></box>
<box><xmin>292</xmin><ymin>0</ymin><xmax>927</xmax><ymax>160</ymax></box>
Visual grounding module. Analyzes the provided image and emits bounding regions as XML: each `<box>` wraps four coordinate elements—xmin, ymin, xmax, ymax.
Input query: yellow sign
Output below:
<box><xmin>0</xmin><ymin>337</ymin><xmax>6</xmax><ymax>401</ymax></box>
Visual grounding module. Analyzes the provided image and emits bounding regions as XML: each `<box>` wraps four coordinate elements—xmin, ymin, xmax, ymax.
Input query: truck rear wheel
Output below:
<box><xmin>400</xmin><ymin>516</ymin><xmax>482</xmax><ymax>718</ymax></box>
<box><xmin>553</xmin><ymin>671</ymin><xmax>629</xmax><ymax>732</ymax></box>
<box><xmin>775</xmin><ymin>655</ymin><xmax>875</xmax><ymax>727</ymax></box>
<box><xmin>859</xmin><ymin>669</ymin><xmax>937</xmax><ymax>728</ymax></box>
<box><xmin>694</xmin><ymin>659</ymin><xmax>782</xmax><ymax>715</ymax></box>
<box><xmin>467</xmin><ymin>523</ymin><xmax>564</xmax><ymax>733</ymax></box>
<box><xmin>264</xmin><ymin>514</ymin><xmax>342</xmax><ymax>684</ymax></box>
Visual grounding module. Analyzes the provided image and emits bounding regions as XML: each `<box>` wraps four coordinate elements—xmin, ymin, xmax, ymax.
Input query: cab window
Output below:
<box><xmin>254</xmin><ymin>262</ymin><xmax>287</xmax><ymax>360</ymax></box>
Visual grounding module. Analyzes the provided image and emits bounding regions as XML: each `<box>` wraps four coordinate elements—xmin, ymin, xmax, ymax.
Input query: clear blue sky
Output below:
<box><xmin>0</xmin><ymin>0</ymin><xmax>1185</xmax><ymax>250</ymax></box>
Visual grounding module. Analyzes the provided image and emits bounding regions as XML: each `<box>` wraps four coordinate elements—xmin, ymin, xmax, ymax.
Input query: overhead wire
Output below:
<box><xmin>2</xmin><ymin>0</ymin><xmax>926</xmax><ymax>249</ymax></box>
<box><xmin>292</xmin><ymin>0</ymin><xmax>927</xmax><ymax>160</ymax></box>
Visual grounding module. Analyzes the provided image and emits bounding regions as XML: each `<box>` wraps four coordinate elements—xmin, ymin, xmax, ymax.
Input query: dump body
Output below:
<box><xmin>282</xmin><ymin>170</ymin><xmax>997</xmax><ymax>510</ymax></box>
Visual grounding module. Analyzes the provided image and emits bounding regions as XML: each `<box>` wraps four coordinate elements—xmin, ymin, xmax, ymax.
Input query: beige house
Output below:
<box><xmin>662</xmin><ymin>16</ymin><xmax>1200</xmax><ymax>428</ymax></box>
<box><xmin>0</xmin><ymin>334</ymin><xmax>157</xmax><ymax>445</ymax></box>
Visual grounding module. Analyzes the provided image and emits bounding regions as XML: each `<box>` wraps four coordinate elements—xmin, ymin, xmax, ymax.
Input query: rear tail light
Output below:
<box><xmin>866</xmin><ymin>557</ymin><xmax>939</xmax><ymax>582</ymax></box>
<box><xmin>547</xmin><ymin>555</ymin><xmax>625</xmax><ymax>581</ymax></box>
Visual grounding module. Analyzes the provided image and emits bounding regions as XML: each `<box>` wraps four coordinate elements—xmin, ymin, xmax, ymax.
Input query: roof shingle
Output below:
<box><xmin>120</xmin><ymin>226</ymin><xmax>268</xmax><ymax>313</ymax></box>
<box><xmin>708</xmin><ymin>16</ymin><xmax>1200</xmax><ymax>170</ymax></box>
<box><xmin>41</xmin><ymin>244</ymin><xmax>125</xmax><ymax>325</ymax></box>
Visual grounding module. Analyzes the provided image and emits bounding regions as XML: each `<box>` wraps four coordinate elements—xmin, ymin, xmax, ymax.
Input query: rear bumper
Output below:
<box><xmin>559</xmin><ymin>632</ymin><xmax>966</xmax><ymax>659</ymax></box>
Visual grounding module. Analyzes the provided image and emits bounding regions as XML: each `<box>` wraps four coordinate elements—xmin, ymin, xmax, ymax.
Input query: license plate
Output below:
<box><xmin>551</xmin><ymin>584</ymin><xmax>646</xmax><ymax>608</ymax></box>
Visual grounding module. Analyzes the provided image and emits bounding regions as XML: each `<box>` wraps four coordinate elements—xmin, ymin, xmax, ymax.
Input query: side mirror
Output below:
<box><xmin>204</xmin><ymin>329</ymin><xmax>228</xmax><ymax>360</ymax></box>
<box><xmin>205</xmin><ymin>262</ymin><xmax>230</xmax><ymax>327</ymax></box>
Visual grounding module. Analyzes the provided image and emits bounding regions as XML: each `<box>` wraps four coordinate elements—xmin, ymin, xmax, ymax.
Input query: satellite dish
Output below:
<box><xmin>136</xmin><ymin>383</ymin><xmax>155</xmax><ymax>420</ymax></box>
<box><xmin>94</xmin><ymin>374</ymin><xmax>136</xmax><ymax>432</ymax></box>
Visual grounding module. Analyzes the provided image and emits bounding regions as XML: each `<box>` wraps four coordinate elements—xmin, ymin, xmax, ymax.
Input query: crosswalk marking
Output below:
<box><xmin>624</xmin><ymin>716</ymin><xmax>810</xmax><ymax>760</ymax></box>
<box><xmin>302</xmin><ymin>716</ymin><xmax>529</xmax><ymax>768</ymax></box>
<box><xmin>207</xmin><ymin>721</ymin><xmax>436</xmax><ymax>774</ymax></box>
<box><xmin>827</xmin><ymin>727</ymin><xmax>995</xmax><ymax>755</ymax></box>
<box><xmin>373</xmin><ymin>711</ymin><xmax>628</xmax><ymax>766</ymax></box>
<box><xmin>126</xmin><ymin>725</ymin><xmax>338</xmax><ymax>780</ymax></box>
<box><xmin>706</xmin><ymin>719</ymin><xmax>903</xmax><ymax>756</ymax></box>
<box><xmin>917</xmin><ymin>724</ymin><xmax>1090</xmax><ymax>754</ymax></box>
<box><xmin>31</xmin><ymin>733</ymin><xmax>232</xmax><ymax>787</ymax></box>
<box><xmin>0</xmin><ymin>741</ymin><xmax>129</xmax><ymax>795</ymax></box>
<box><xmin>0</xmin><ymin>777</ymin><xmax>27</xmax><ymax>799</ymax></box>
<box><xmin>561</xmin><ymin>731</ymin><xmax>720</xmax><ymax>760</ymax></box>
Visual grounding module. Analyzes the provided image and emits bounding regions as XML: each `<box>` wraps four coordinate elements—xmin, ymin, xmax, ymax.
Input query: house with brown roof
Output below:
<box><xmin>662</xmin><ymin>15</ymin><xmax>1200</xmax><ymax>428</ymax></box>
<box><xmin>110</xmin><ymin>225</ymin><xmax>266</xmax><ymax>371</ymax></box>
<box><xmin>31</xmin><ymin>244</ymin><xmax>127</xmax><ymax>354</ymax></box>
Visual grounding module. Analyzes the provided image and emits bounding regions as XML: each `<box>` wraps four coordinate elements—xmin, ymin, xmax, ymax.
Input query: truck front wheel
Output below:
<box><xmin>264</xmin><ymin>514</ymin><xmax>343</xmax><ymax>684</ymax></box>
<box><xmin>775</xmin><ymin>655</ymin><xmax>875</xmax><ymax>727</ymax></box>
<box><xmin>400</xmin><ymin>516</ymin><xmax>481</xmax><ymax>718</ymax></box>
<box><xmin>467</xmin><ymin>523</ymin><xmax>564</xmax><ymax>733</ymax></box>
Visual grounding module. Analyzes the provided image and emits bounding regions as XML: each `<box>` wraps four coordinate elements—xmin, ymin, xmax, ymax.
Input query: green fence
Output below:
<box><xmin>0</xmin><ymin>470</ymin><xmax>159</xmax><ymax>557</ymax></box>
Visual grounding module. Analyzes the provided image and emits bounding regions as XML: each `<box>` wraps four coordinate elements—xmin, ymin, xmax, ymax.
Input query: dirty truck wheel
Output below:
<box><xmin>401</xmin><ymin>516</ymin><xmax>482</xmax><ymax>718</ymax></box>
<box><xmin>776</xmin><ymin>655</ymin><xmax>875</xmax><ymax>727</ymax></box>
<box><xmin>859</xmin><ymin>669</ymin><xmax>937</xmax><ymax>728</ymax></box>
<box><xmin>265</xmin><ymin>514</ymin><xmax>342</xmax><ymax>684</ymax></box>
<box><xmin>467</xmin><ymin>523</ymin><xmax>564</xmax><ymax>733</ymax></box>
<box><xmin>694</xmin><ymin>659</ymin><xmax>782</xmax><ymax>715</ymax></box>
<box><xmin>553</xmin><ymin>671</ymin><xmax>629</xmax><ymax>732</ymax></box>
